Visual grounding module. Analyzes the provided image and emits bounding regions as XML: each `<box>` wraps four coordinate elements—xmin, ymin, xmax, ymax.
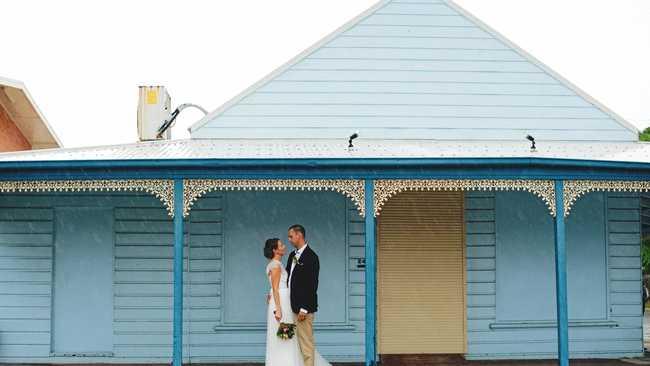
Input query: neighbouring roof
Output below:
<box><xmin>189</xmin><ymin>0</ymin><xmax>638</xmax><ymax>142</ymax></box>
<box><xmin>0</xmin><ymin>138</ymin><xmax>648</xmax><ymax>164</ymax></box>
<box><xmin>0</xmin><ymin>77</ymin><xmax>62</xmax><ymax>149</ymax></box>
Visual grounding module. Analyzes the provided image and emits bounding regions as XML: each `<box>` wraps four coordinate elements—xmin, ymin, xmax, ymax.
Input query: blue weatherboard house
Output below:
<box><xmin>0</xmin><ymin>1</ymin><xmax>648</xmax><ymax>365</ymax></box>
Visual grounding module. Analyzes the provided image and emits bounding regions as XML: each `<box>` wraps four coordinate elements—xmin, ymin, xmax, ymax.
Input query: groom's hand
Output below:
<box><xmin>297</xmin><ymin>312</ymin><xmax>307</xmax><ymax>321</ymax></box>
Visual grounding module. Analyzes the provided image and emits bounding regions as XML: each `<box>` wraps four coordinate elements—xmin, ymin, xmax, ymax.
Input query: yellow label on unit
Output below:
<box><xmin>146</xmin><ymin>89</ymin><xmax>158</xmax><ymax>104</ymax></box>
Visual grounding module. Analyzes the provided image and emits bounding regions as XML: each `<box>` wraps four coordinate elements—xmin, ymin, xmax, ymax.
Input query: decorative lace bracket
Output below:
<box><xmin>564</xmin><ymin>180</ymin><xmax>650</xmax><ymax>217</ymax></box>
<box><xmin>374</xmin><ymin>179</ymin><xmax>557</xmax><ymax>217</ymax></box>
<box><xmin>0</xmin><ymin>179</ymin><xmax>175</xmax><ymax>216</ymax></box>
<box><xmin>183</xmin><ymin>179</ymin><xmax>365</xmax><ymax>218</ymax></box>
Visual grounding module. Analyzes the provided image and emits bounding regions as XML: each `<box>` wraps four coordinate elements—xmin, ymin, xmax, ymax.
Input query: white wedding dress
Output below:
<box><xmin>265</xmin><ymin>259</ymin><xmax>331</xmax><ymax>366</ymax></box>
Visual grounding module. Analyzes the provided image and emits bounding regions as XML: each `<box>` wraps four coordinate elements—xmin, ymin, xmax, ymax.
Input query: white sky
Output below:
<box><xmin>2</xmin><ymin>0</ymin><xmax>649</xmax><ymax>148</ymax></box>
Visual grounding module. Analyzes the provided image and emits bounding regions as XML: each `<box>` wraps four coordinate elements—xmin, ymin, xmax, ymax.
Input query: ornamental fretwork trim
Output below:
<box><xmin>0</xmin><ymin>179</ymin><xmax>175</xmax><ymax>216</ymax></box>
<box><xmin>183</xmin><ymin>179</ymin><xmax>365</xmax><ymax>218</ymax></box>
<box><xmin>564</xmin><ymin>180</ymin><xmax>650</xmax><ymax>217</ymax></box>
<box><xmin>373</xmin><ymin>179</ymin><xmax>557</xmax><ymax>217</ymax></box>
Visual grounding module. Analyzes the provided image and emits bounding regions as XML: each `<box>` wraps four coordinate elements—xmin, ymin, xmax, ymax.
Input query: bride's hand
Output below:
<box><xmin>274</xmin><ymin>309</ymin><xmax>282</xmax><ymax>321</ymax></box>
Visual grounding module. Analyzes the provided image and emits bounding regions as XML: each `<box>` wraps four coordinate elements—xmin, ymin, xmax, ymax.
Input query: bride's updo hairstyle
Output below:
<box><xmin>264</xmin><ymin>238</ymin><xmax>280</xmax><ymax>259</ymax></box>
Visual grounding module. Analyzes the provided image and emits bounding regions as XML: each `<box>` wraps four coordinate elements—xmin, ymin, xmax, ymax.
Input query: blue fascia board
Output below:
<box><xmin>0</xmin><ymin>157</ymin><xmax>649</xmax><ymax>180</ymax></box>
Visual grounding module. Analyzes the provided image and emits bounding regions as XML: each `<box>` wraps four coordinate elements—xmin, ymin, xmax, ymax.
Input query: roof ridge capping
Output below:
<box><xmin>189</xmin><ymin>0</ymin><xmax>639</xmax><ymax>139</ymax></box>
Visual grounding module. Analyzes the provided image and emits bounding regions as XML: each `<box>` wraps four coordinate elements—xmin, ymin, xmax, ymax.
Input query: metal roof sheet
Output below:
<box><xmin>0</xmin><ymin>138</ymin><xmax>648</xmax><ymax>164</ymax></box>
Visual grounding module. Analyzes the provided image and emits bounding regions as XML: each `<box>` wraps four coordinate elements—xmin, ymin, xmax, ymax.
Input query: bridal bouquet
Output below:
<box><xmin>276</xmin><ymin>322</ymin><xmax>296</xmax><ymax>340</ymax></box>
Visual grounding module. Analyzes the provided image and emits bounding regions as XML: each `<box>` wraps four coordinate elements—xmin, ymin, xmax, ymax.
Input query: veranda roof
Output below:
<box><xmin>0</xmin><ymin>138</ymin><xmax>648</xmax><ymax>164</ymax></box>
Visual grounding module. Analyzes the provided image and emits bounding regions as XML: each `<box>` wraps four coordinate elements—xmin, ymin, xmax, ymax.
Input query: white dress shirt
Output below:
<box><xmin>289</xmin><ymin>243</ymin><xmax>309</xmax><ymax>314</ymax></box>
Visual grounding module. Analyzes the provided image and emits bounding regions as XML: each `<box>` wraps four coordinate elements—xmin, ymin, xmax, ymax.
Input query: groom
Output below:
<box><xmin>286</xmin><ymin>224</ymin><xmax>319</xmax><ymax>366</ymax></box>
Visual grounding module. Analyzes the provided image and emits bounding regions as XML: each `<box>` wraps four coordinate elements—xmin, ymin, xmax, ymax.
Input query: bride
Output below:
<box><xmin>264</xmin><ymin>238</ymin><xmax>331</xmax><ymax>366</ymax></box>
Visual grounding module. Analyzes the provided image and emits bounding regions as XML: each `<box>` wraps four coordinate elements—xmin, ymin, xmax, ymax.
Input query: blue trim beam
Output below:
<box><xmin>0</xmin><ymin>157</ymin><xmax>650</xmax><ymax>181</ymax></box>
<box><xmin>2</xmin><ymin>167</ymin><xmax>650</xmax><ymax>181</ymax></box>
<box><xmin>173</xmin><ymin>179</ymin><xmax>185</xmax><ymax>366</ymax></box>
<box><xmin>364</xmin><ymin>180</ymin><xmax>377</xmax><ymax>366</ymax></box>
<box><xmin>554</xmin><ymin>180</ymin><xmax>569</xmax><ymax>366</ymax></box>
<box><xmin>1</xmin><ymin>156</ymin><xmax>650</xmax><ymax>170</ymax></box>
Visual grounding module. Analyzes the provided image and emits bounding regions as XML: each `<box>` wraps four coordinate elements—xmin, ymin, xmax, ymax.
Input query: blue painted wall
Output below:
<box><xmin>0</xmin><ymin>190</ymin><xmax>365</xmax><ymax>363</ymax></box>
<box><xmin>191</xmin><ymin>0</ymin><xmax>636</xmax><ymax>141</ymax></box>
<box><xmin>495</xmin><ymin>191</ymin><xmax>607</xmax><ymax>322</ymax></box>
<box><xmin>0</xmin><ymin>191</ymin><xmax>187</xmax><ymax>362</ymax></box>
<box><xmin>222</xmin><ymin>191</ymin><xmax>347</xmax><ymax>325</ymax></box>
<box><xmin>53</xmin><ymin>207</ymin><xmax>114</xmax><ymax>355</ymax></box>
<box><xmin>203</xmin><ymin>191</ymin><xmax>365</xmax><ymax>363</ymax></box>
<box><xmin>465</xmin><ymin>191</ymin><xmax>643</xmax><ymax>359</ymax></box>
<box><xmin>0</xmin><ymin>197</ymin><xmax>53</xmax><ymax>359</ymax></box>
<box><xmin>0</xmin><ymin>188</ymin><xmax>641</xmax><ymax>362</ymax></box>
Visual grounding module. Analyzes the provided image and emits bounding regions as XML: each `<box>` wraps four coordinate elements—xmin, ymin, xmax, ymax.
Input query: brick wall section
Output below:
<box><xmin>0</xmin><ymin>104</ymin><xmax>31</xmax><ymax>152</ymax></box>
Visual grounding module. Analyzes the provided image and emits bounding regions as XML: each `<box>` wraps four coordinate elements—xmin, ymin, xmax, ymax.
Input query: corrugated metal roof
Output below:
<box><xmin>0</xmin><ymin>138</ymin><xmax>648</xmax><ymax>164</ymax></box>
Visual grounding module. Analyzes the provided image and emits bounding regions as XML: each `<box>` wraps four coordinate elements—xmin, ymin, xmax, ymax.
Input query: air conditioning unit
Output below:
<box><xmin>137</xmin><ymin>86</ymin><xmax>171</xmax><ymax>141</ymax></box>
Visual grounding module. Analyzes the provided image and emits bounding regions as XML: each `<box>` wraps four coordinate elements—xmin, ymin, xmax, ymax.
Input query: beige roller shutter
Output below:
<box><xmin>377</xmin><ymin>190</ymin><xmax>466</xmax><ymax>354</ymax></box>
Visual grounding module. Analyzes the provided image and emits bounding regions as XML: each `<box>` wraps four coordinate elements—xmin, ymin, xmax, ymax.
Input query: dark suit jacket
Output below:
<box><xmin>286</xmin><ymin>245</ymin><xmax>319</xmax><ymax>314</ymax></box>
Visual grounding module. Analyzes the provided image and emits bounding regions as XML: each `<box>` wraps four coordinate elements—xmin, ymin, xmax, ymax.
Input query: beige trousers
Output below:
<box><xmin>295</xmin><ymin>313</ymin><xmax>315</xmax><ymax>366</ymax></box>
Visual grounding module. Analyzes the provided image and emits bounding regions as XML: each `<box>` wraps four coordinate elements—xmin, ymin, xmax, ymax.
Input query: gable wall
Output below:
<box><xmin>192</xmin><ymin>0</ymin><xmax>636</xmax><ymax>142</ymax></box>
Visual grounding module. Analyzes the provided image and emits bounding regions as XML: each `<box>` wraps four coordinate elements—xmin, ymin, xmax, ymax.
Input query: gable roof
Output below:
<box><xmin>189</xmin><ymin>0</ymin><xmax>638</xmax><ymax>142</ymax></box>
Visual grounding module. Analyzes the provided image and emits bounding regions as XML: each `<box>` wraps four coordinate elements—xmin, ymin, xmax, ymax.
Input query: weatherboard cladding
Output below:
<box><xmin>465</xmin><ymin>191</ymin><xmax>642</xmax><ymax>359</ymax></box>
<box><xmin>0</xmin><ymin>190</ymin><xmax>640</xmax><ymax>361</ymax></box>
<box><xmin>190</xmin><ymin>0</ymin><xmax>637</xmax><ymax>142</ymax></box>
<box><xmin>0</xmin><ymin>190</ymin><xmax>365</xmax><ymax>362</ymax></box>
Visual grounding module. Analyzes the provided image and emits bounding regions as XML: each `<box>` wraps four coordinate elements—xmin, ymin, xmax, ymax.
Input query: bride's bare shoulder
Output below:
<box><xmin>266</xmin><ymin>259</ymin><xmax>282</xmax><ymax>273</ymax></box>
